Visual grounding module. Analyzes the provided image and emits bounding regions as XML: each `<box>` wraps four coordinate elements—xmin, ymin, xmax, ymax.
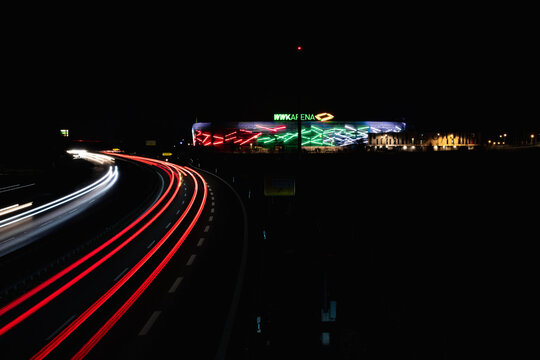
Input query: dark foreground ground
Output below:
<box><xmin>187</xmin><ymin>148</ymin><xmax>538</xmax><ymax>360</ymax></box>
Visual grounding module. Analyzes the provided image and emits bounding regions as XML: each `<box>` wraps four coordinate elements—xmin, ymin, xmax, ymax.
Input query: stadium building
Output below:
<box><xmin>192</xmin><ymin>113</ymin><xmax>406</xmax><ymax>151</ymax></box>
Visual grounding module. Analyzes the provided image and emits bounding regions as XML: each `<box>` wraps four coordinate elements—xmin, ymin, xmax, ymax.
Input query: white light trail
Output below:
<box><xmin>0</xmin><ymin>166</ymin><xmax>118</xmax><ymax>230</ymax></box>
<box><xmin>67</xmin><ymin>150</ymin><xmax>114</xmax><ymax>164</ymax></box>
<box><xmin>0</xmin><ymin>183</ymin><xmax>36</xmax><ymax>194</ymax></box>
<box><xmin>0</xmin><ymin>203</ymin><xmax>33</xmax><ymax>217</ymax></box>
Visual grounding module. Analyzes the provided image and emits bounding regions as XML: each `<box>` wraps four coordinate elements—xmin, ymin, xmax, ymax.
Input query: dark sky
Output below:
<box><xmin>2</xmin><ymin>4</ymin><xmax>537</xmax><ymax>147</ymax></box>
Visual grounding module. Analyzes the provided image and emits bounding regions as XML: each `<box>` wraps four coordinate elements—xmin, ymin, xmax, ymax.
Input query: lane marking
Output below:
<box><xmin>204</xmin><ymin>225</ymin><xmax>210</xmax><ymax>232</ymax></box>
<box><xmin>0</xmin><ymin>184</ymin><xmax>20</xmax><ymax>191</ymax></box>
<box><xmin>48</xmin><ymin>163</ymin><xmax>205</xmax><ymax>359</ymax></box>
<box><xmin>165</xmin><ymin>222</ymin><xmax>172</xmax><ymax>229</ymax></box>
<box><xmin>194</xmin><ymin>166</ymin><xmax>248</xmax><ymax>360</ymax></box>
<box><xmin>0</xmin><ymin>183</ymin><xmax>35</xmax><ymax>194</ymax></box>
<box><xmin>208</xmin><ymin>216</ymin><xmax>213</xmax><ymax>222</ymax></box>
<box><xmin>146</xmin><ymin>240</ymin><xmax>155</xmax><ymax>249</ymax></box>
<box><xmin>39</xmin><ymin>220</ymin><xmax>53</xmax><ymax>228</ymax></box>
<box><xmin>168</xmin><ymin>277</ymin><xmax>183</xmax><ymax>293</ymax></box>
<box><xmin>197</xmin><ymin>238</ymin><xmax>205</xmax><ymax>247</ymax></box>
<box><xmin>113</xmin><ymin>267</ymin><xmax>129</xmax><ymax>282</ymax></box>
<box><xmin>176</xmin><ymin>209</ymin><xmax>181</xmax><ymax>215</ymax></box>
<box><xmin>186</xmin><ymin>254</ymin><xmax>197</xmax><ymax>266</ymax></box>
<box><xmin>211</xmin><ymin>201</ymin><xmax>215</xmax><ymax>206</ymax></box>
<box><xmin>18</xmin><ymin>159</ymin><xmax>188</xmax><ymax>357</ymax></box>
<box><xmin>0</xmin><ymin>166</ymin><xmax>118</xmax><ymax>230</ymax></box>
<box><xmin>210</xmin><ymin>208</ymin><xmax>214</xmax><ymax>213</ymax></box>
<box><xmin>138</xmin><ymin>311</ymin><xmax>162</xmax><ymax>336</ymax></box>
<box><xmin>47</xmin><ymin>315</ymin><xmax>76</xmax><ymax>341</ymax></box>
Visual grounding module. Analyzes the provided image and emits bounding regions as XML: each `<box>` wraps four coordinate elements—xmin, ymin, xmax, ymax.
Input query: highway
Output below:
<box><xmin>0</xmin><ymin>152</ymin><xmax>246</xmax><ymax>359</ymax></box>
<box><xmin>0</xmin><ymin>151</ymin><xmax>118</xmax><ymax>257</ymax></box>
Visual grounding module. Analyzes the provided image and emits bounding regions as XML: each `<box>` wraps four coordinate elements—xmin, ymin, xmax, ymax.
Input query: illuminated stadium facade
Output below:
<box><xmin>192</xmin><ymin>114</ymin><xmax>406</xmax><ymax>150</ymax></box>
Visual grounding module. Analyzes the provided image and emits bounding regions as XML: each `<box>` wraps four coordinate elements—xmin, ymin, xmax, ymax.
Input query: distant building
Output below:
<box><xmin>192</xmin><ymin>118</ymin><xmax>406</xmax><ymax>152</ymax></box>
<box><xmin>367</xmin><ymin>131</ymin><xmax>481</xmax><ymax>151</ymax></box>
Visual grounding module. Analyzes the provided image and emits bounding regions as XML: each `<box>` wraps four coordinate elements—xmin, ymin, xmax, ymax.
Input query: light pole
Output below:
<box><xmin>296</xmin><ymin>44</ymin><xmax>303</xmax><ymax>158</ymax></box>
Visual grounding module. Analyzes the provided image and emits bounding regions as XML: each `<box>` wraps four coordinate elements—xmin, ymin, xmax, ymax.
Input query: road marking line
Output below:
<box><xmin>47</xmin><ymin>314</ymin><xmax>76</xmax><ymax>341</ymax></box>
<box><xmin>209</xmin><ymin>215</ymin><xmax>213</xmax><ymax>222</ymax></box>
<box><xmin>210</xmin><ymin>208</ymin><xmax>214</xmax><ymax>213</ymax></box>
<box><xmin>0</xmin><ymin>184</ymin><xmax>20</xmax><ymax>191</ymax></box>
<box><xmin>197</xmin><ymin>238</ymin><xmax>205</xmax><ymax>247</ymax></box>
<box><xmin>139</xmin><ymin>311</ymin><xmax>162</xmax><ymax>336</ymax></box>
<box><xmin>176</xmin><ymin>209</ymin><xmax>181</xmax><ymax>215</ymax></box>
<box><xmin>211</xmin><ymin>201</ymin><xmax>215</xmax><ymax>206</ymax></box>
<box><xmin>0</xmin><ymin>183</ymin><xmax>35</xmax><ymax>194</ymax></box>
<box><xmin>186</xmin><ymin>254</ymin><xmax>197</xmax><ymax>266</ymax></box>
<box><xmin>168</xmin><ymin>277</ymin><xmax>184</xmax><ymax>293</ymax></box>
<box><xmin>204</xmin><ymin>225</ymin><xmax>210</xmax><ymax>232</ymax></box>
<box><xmin>165</xmin><ymin>221</ymin><xmax>172</xmax><ymax>229</ymax></box>
<box><xmin>39</xmin><ymin>220</ymin><xmax>53</xmax><ymax>228</ymax></box>
<box><xmin>114</xmin><ymin>267</ymin><xmax>129</xmax><ymax>282</ymax></box>
<box><xmin>147</xmin><ymin>240</ymin><xmax>156</xmax><ymax>249</ymax></box>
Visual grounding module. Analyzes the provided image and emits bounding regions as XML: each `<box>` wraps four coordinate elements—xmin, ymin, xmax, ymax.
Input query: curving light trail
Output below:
<box><xmin>31</xmin><ymin>156</ymin><xmax>207</xmax><ymax>360</ymax></box>
<box><xmin>0</xmin><ymin>153</ymin><xmax>209</xmax><ymax>359</ymax></box>
<box><xmin>0</xmin><ymin>162</ymin><xmax>176</xmax><ymax>333</ymax></box>
<box><xmin>71</xmin><ymin>165</ymin><xmax>207</xmax><ymax>359</ymax></box>
<box><xmin>0</xmin><ymin>166</ymin><xmax>118</xmax><ymax>230</ymax></box>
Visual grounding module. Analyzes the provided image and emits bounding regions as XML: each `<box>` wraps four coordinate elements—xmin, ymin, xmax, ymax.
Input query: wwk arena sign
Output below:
<box><xmin>273</xmin><ymin>112</ymin><xmax>334</xmax><ymax>122</ymax></box>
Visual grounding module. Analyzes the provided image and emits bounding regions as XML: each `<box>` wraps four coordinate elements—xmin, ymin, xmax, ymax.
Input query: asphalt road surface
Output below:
<box><xmin>0</xmin><ymin>153</ymin><xmax>245</xmax><ymax>359</ymax></box>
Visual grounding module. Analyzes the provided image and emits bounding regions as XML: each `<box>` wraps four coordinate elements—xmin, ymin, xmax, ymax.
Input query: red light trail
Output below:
<box><xmin>0</xmin><ymin>157</ymin><xmax>176</xmax><ymax>330</ymax></box>
<box><xmin>0</xmin><ymin>153</ymin><xmax>210</xmax><ymax>359</ymax></box>
<box><xmin>72</xmin><ymin>165</ymin><xmax>207</xmax><ymax>359</ymax></box>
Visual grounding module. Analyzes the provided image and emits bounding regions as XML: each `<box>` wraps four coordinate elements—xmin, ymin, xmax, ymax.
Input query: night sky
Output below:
<box><xmin>2</xmin><ymin>4</ymin><xmax>537</xmax><ymax>150</ymax></box>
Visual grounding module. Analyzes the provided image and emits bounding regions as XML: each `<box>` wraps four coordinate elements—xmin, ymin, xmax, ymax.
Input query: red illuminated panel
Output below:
<box><xmin>239</xmin><ymin>132</ymin><xmax>262</xmax><ymax>145</ymax></box>
<box><xmin>255</xmin><ymin>125</ymin><xmax>287</xmax><ymax>132</ymax></box>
